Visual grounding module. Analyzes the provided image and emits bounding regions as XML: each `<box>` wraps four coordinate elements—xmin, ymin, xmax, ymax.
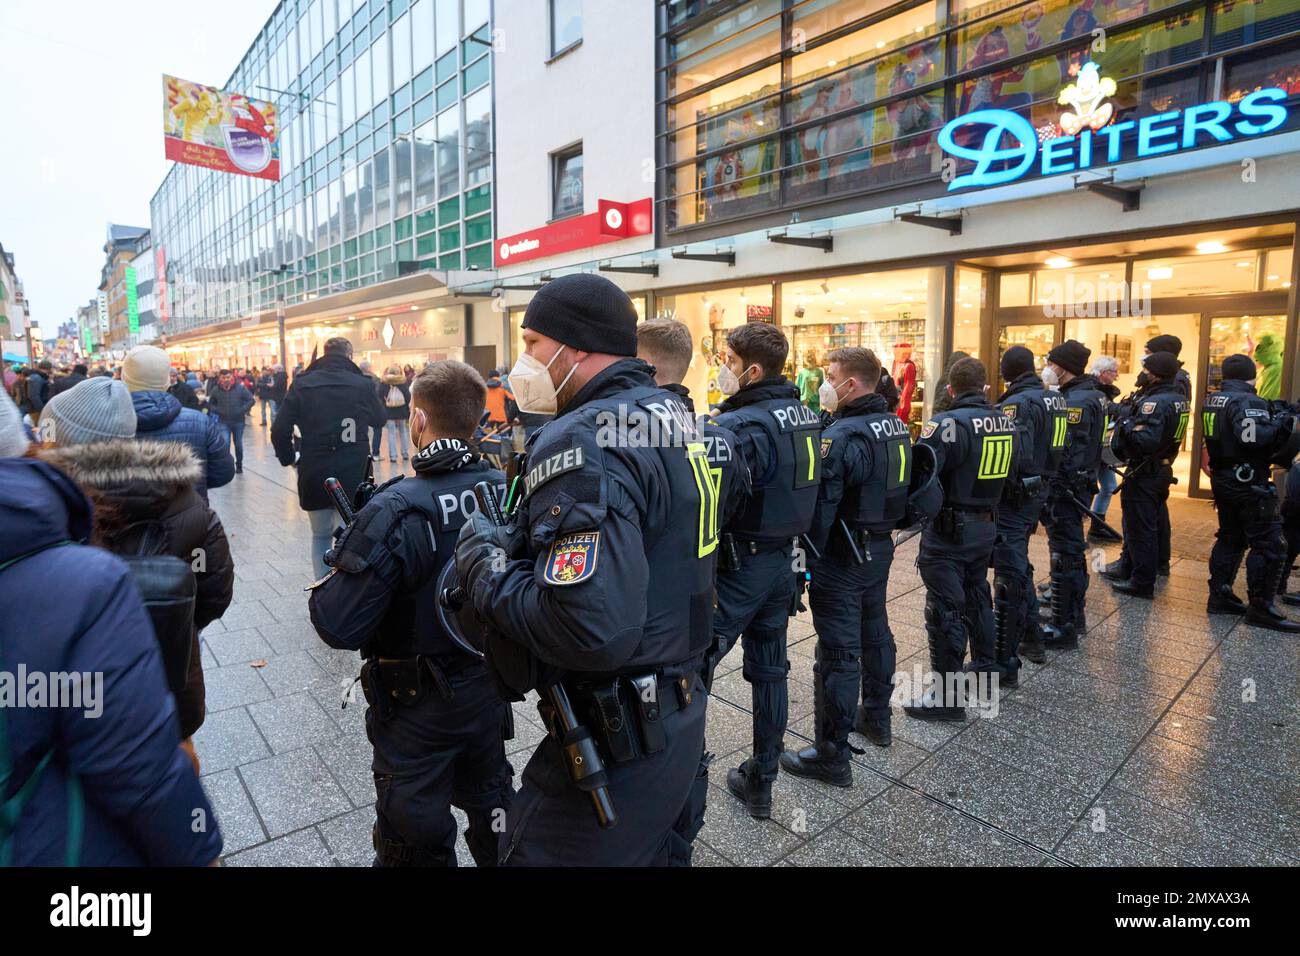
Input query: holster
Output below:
<box><xmin>719</xmin><ymin>532</ymin><xmax>741</xmax><ymax>572</ymax></box>
<box><xmin>360</xmin><ymin>655</ymin><xmax>456</xmax><ymax>721</ymax></box>
<box><xmin>569</xmin><ymin>672</ymin><xmax>691</xmax><ymax>766</ymax></box>
<box><xmin>934</xmin><ymin>507</ymin><xmax>962</xmax><ymax>542</ymax></box>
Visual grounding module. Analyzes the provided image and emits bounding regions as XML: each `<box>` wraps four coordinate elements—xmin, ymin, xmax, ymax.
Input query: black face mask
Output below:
<box><xmin>1135</xmin><ymin>370</ymin><xmax>1151</xmax><ymax>388</ymax></box>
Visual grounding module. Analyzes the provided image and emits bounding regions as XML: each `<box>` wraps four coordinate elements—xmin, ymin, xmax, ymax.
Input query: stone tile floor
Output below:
<box><xmin>197</xmin><ymin>422</ymin><xmax>1299</xmax><ymax>867</ymax></box>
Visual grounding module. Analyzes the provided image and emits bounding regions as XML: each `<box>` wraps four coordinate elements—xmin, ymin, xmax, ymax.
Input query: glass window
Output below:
<box><xmin>791</xmin><ymin>0</ymin><xmax>898</xmax><ymax>45</ymax></box>
<box><xmin>344</xmin><ymin>167</ymin><xmax>359</xmax><ymax>238</ymax></box>
<box><xmin>414</xmin><ymin>65</ymin><xmax>434</xmax><ymax>98</ymax></box>
<box><xmin>1224</xmin><ymin>33</ymin><xmax>1300</xmax><ymax>99</ymax></box>
<box><xmin>465</xmin><ymin>243</ymin><xmax>492</xmax><ymax>269</ymax></box>
<box><xmin>464</xmin><ymin>213</ymin><xmax>492</xmax><ymax>245</ymax></box>
<box><xmin>437</xmin><ymin>78</ymin><xmax>458</xmax><ymax>111</ymax></box>
<box><xmin>999</xmin><ymin>272</ymin><xmax>1031</xmax><ymax>308</ymax></box>
<box><xmin>356</xmin><ymin>47</ymin><xmax>373</xmax><ymax>114</ymax></box>
<box><xmin>1264</xmin><ymin>248</ymin><xmax>1293</xmax><ymax>291</ymax></box>
<box><xmin>395</xmin><ymin>138</ymin><xmax>413</xmax><ymax>216</ymax></box>
<box><xmin>417</xmin><ymin>208</ymin><xmax>437</xmax><ymax>233</ymax></box>
<box><xmin>414</xmin><ymin>0</ymin><xmax>435</xmax><ymax>70</ymax></box>
<box><xmin>464</xmin><ymin>182</ymin><xmax>491</xmax><ymax>216</ymax></box>
<box><xmin>341</xmin><ymin>67</ymin><xmax>356</xmax><ymax>128</ymax></box>
<box><xmin>552</xmin><ymin>144</ymin><xmax>583</xmax><ymax>219</ymax></box>
<box><xmin>439</xmin><ymin>224</ymin><xmax>461</xmax><ymax>251</ymax></box>
<box><xmin>464</xmin><ymin>0</ymin><xmax>490</xmax><ymax>33</ymax></box>
<box><xmin>439</xmin><ymin>195</ymin><xmax>460</xmax><ymax>222</ymax></box>
<box><xmin>668</xmin><ymin>1</ymin><xmax>781</xmax><ymax>96</ymax></box>
<box><xmin>954</xmin><ymin>269</ymin><xmax>985</xmax><ymax>359</ymax></box>
<box><xmin>436</xmin><ymin>0</ymin><xmax>458</xmax><ymax>54</ymax></box>
<box><xmin>436</xmin><ymin>48</ymin><xmax>457</xmax><ymax>83</ymax></box>
<box><xmin>414</xmin><ymin>119</ymin><xmax>438</xmax><ymax>208</ymax></box>
<box><xmin>360</xmin><ymin>158</ymin><xmax>376</xmax><ymax>232</ymax></box>
<box><xmin>392</xmin><ymin>12</ymin><xmax>412</xmax><ymax>81</ymax></box>
<box><xmin>437</xmin><ymin>105</ymin><xmax>461</xmax><ymax>198</ymax></box>
<box><xmin>551</xmin><ymin>0</ymin><xmax>582</xmax><ymax>54</ymax></box>
<box><xmin>374</xmin><ymin>145</ymin><xmax>392</xmax><ymax>223</ymax></box>
<box><xmin>670</xmin><ymin>66</ymin><xmax>780</xmax><ymax>165</ymax></box>
<box><xmin>462</xmin><ymin>54</ymin><xmax>489</xmax><ymax>92</ymax></box>
<box><xmin>1140</xmin><ymin>250</ymin><xmax>1263</xmax><ymax>297</ymax></box>
<box><xmin>464</xmin><ymin>86</ymin><xmax>491</xmax><ymax>187</ymax></box>
<box><xmin>415</xmin><ymin>94</ymin><xmax>435</xmax><ymax>125</ymax></box>
<box><xmin>655</xmin><ymin>285</ymin><xmax>773</xmax><ymax>406</ymax></box>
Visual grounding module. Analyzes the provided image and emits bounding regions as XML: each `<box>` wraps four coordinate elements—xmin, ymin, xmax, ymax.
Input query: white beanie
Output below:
<box><xmin>0</xmin><ymin>390</ymin><xmax>29</xmax><ymax>457</ymax></box>
<box><xmin>40</xmin><ymin>378</ymin><xmax>138</xmax><ymax>447</ymax></box>
<box><xmin>122</xmin><ymin>345</ymin><xmax>172</xmax><ymax>393</ymax></box>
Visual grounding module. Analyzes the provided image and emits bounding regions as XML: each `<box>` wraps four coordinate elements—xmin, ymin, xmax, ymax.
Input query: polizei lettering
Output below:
<box><xmin>771</xmin><ymin>403</ymin><xmax>820</xmax><ymax>431</ymax></box>
<box><xmin>971</xmin><ymin>415</ymin><xmax>1016</xmax><ymax>435</ymax></box>
<box><xmin>868</xmin><ymin>416</ymin><xmax>910</xmax><ymax>440</ymax></box>
<box><xmin>525</xmin><ymin>446</ymin><xmax>585</xmax><ymax>496</ymax></box>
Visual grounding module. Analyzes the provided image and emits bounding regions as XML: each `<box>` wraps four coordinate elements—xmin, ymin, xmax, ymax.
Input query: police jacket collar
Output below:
<box><xmin>998</xmin><ymin>371</ymin><xmax>1044</xmax><ymax>403</ymax></box>
<box><xmin>1218</xmin><ymin>379</ymin><xmax>1257</xmax><ymax>395</ymax></box>
<box><xmin>557</xmin><ymin>358</ymin><xmax>658</xmax><ymax>418</ymax></box>
<box><xmin>833</xmin><ymin>392</ymin><xmax>890</xmax><ymax>419</ymax></box>
<box><xmin>948</xmin><ymin>390</ymin><xmax>991</xmax><ymax>411</ymax></box>
<box><xmin>1137</xmin><ymin>378</ymin><xmax>1182</xmax><ymax>398</ymax></box>
<box><xmin>412</xmin><ymin>437</ymin><xmax>482</xmax><ymax>475</ymax></box>
<box><xmin>717</xmin><ymin>377</ymin><xmax>800</xmax><ymax>412</ymax></box>
<box><xmin>1061</xmin><ymin>372</ymin><xmax>1100</xmax><ymax>394</ymax></box>
<box><xmin>662</xmin><ymin>381</ymin><xmax>696</xmax><ymax>412</ymax></box>
<box><xmin>303</xmin><ymin>351</ymin><xmax>364</xmax><ymax>377</ymax></box>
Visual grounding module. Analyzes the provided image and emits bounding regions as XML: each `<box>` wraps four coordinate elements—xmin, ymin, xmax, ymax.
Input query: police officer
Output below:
<box><xmin>307</xmin><ymin>361</ymin><xmax>513</xmax><ymax>867</ymax></box>
<box><xmin>905</xmin><ymin>357</ymin><xmax>1015</xmax><ymax>721</ymax></box>
<box><xmin>637</xmin><ymin>317</ymin><xmax>750</xmax><ymax>864</ymax></box>
<box><xmin>1108</xmin><ymin>351</ymin><xmax>1191</xmax><ymax>598</ymax></box>
<box><xmin>1036</xmin><ymin>340</ymin><xmax>1106</xmax><ymax>649</ymax></box>
<box><xmin>1201</xmin><ymin>354</ymin><xmax>1300</xmax><ymax>631</ymax></box>
<box><xmin>779</xmin><ymin>348</ymin><xmax>904</xmax><ymax>787</ymax></box>
<box><xmin>989</xmin><ymin>346</ymin><xmax>1066</xmax><ymax>677</ymax></box>
<box><xmin>709</xmin><ymin>323</ymin><xmax>821</xmax><ymax>817</ymax></box>
<box><xmin>453</xmin><ymin>273</ymin><xmax>713</xmax><ymax>866</ymax></box>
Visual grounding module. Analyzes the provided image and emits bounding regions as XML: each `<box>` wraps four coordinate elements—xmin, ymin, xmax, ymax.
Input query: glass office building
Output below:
<box><xmin>150</xmin><ymin>0</ymin><xmax>493</xmax><ymax>365</ymax></box>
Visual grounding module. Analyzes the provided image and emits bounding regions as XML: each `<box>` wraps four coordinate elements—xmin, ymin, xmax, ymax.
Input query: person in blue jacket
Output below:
<box><xmin>0</xmin><ymin>454</ymin><xmax>224</xmax><ymax>866</ymax></box>
<box><xmin>122</xmin><ymin>346</ymin><xmax>234</xmax><ymax>499</ymax></box>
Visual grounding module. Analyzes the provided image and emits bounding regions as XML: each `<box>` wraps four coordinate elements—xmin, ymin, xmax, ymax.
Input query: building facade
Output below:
<box><xmin>149</xmin><ymin>0</ymin><xmax>498</xmax><ymax>374</ymax></box>
<box><xmin>483</xmin><ymin>0</ymin><xmax>1300</xmax><ymax>501</ymax></box>
<box><xmin>1</xmin><ymin>244</ymin><xmax>35</xmax><ymax>363</ymax></box>
<box><xmin>100</xmin><ymin>224</ymin><xmax>150</xmax><ymax>356</ymax></box>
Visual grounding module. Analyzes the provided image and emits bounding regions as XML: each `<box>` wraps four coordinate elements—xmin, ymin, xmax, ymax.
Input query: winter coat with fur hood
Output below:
<box><xmin>41</xmin><ymin>439</ymin><xmax>235</xmax><ymax>739</ymax></box>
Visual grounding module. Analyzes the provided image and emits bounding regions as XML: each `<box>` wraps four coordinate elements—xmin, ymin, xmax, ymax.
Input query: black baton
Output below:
<box><xmin>324</xmin><ymin>477</ymin><xmax>355</xmax><ymax>525</ymax></box>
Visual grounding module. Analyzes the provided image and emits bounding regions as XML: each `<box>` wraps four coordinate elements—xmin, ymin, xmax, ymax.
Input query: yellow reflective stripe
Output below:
<box><xmin>806</xmin><ymin>434</ymin><xmax>815</xmax><ymax>482</ymax></box>
<box><xmin>897</xmin><ymin>441</ymin><xmax>907</xmax><ymax>484</ymax></box>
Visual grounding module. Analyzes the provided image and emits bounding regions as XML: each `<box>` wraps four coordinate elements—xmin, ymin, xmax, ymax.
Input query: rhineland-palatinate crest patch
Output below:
<box><xmin>820</xmin><ymin>437</ymin><xmax>833</xmax><ymax>458</ymax></box>
<box><xmin>1140</xmin><ymin>401</ymin><xmax>1157</xmax><ymax>415</ymax></box>
<box><xmin>1067</xmin><ymin>407</ymin><xmax>1083</xmax><ymax>424</ymax></box>
<box><xmin>1003</xmin><ymin>404</ymin><xmax>1017</xmax><ymax>420</ymax></box>
<box><xmin>544</xmin><ymin>531</ymin><xmax>600</xmax><ymax>586</ymax></box>
<box><xmin>921</xmin><ymin>420</ymin><xmax>938</xmax><ymax>439</ymax></box>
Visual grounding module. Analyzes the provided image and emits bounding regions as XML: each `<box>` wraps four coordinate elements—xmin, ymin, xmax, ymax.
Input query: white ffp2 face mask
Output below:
<box><xmin>819</xmin><ymin>379</ymin><xmax>849</xmax><ymax>413</ymax></box>
<box><xmin>509</xmin><ymin>344</ymin><xmax>579</xmax><ymax>414</ymax></box>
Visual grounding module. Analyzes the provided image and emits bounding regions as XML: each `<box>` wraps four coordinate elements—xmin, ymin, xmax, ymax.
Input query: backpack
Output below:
<box><xmin>113</xmin><ymin>522</ymin><xmax>197</xmax><ymax>696</ymax></box>
<box><xmin>385</xmin><ymin>385</ymin><xmax>406</xmax><ymax>408</ymax></box>
<box><xmin>0</xmin><ymin>541</ymin><xmax>83</xmax><ymax>866</ymax></box>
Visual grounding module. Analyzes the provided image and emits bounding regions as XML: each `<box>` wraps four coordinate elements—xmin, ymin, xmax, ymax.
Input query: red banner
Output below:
<box><xmin>495</xmin><ymin>198</ymin><xmax>652</xmax><ymax>267</ymax></box>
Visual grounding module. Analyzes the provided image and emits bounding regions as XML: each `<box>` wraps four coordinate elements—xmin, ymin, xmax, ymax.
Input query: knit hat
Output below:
<box><xmin>0</xmin><ymin>390</ymin><xmax>29</xmax><ymax>458</ymax></box>
<box><xmin>122</xmin><ymin>345</ymin><xmax>172</xmax><ymax>392</ymax></box>
<box><xmin>1047</xmin><ymin>339</ymin><xmax>1091</xmax><ymax>377</ymax></box>
<box><xmin>1221</xmin><ymin>354</ymin><xmax>1256</xmax><ymax>381</ymax></box>
<box><xmin>1146</xmin><ymin>334</ymin><xmax>1182</xmax><ymax>357</ymax></box>
<box><xmin>1000</xmin><ymin>345</ymin><xmax>1036</xmax><ymax>382</ymax></box>
<box><xmin>521</xmin><ymin>274</ymin><xmax>638</xmax><ymax>356</ymax></box>
<box><xmin>40</xmin><ymin>378</ymin><xmax>137</xmax><ymax>447</ymax></box>
<box><xmin>1143</xmin><ymin>351</ymin><xmax>1181</xmax><ymax>380</ymax></box>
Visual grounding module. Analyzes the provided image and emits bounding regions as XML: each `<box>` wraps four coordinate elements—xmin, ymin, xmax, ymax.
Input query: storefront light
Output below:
<box><xmin>1196</xmin><ymin>241</ymin><xmax>1228</xmax><ymax>254</ymax></box>
<box><xmin>1148</xmin><ymin>267</ymin><xmax>1174</xmax><ymax>280</ymax></box>
<box><xmin>1267</xmin><ymin>274</ymin><xmax>1280</xmax><ymax>281</ymax></box>
<box><xmin>1045</xmin><ymin>257</ymin><xmax>1073</xmax><ymax>269</ymax></box>
<box><xmin>1236</xmin><ymin>261</ymin><xmax>1254</xmax><ymax>268</ymax></box>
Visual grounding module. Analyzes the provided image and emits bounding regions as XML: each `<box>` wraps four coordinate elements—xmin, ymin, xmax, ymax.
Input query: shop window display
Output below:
<box><xmin>653</xmin><ymin>285</ymin><xmax>772</xmax><ymax>408</ymax></box>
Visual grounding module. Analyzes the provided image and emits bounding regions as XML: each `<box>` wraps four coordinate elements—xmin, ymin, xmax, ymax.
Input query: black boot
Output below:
<box><xmin>1111</xmin><ymin>578</ymin><xmax>1154</xmax><ymax>598</ymax></box>
<box><xmin>779</xmin><ymin>742</ymin><xmax>853</xmax><ymax>787</ymax></box>
<box><xmin>991</xmin><ymin>576</ymin><xmax>1021</xmax><ymax>688</ymax></box>
<box><xmin>1018</xmin><ymin>623</ymin><xmax>1047</xmax><ymax>664</ymax></box>
<box><xmin>854</xmin><ymin>707</ymin><xmax>892</xmax><ymax>747</ymax></box>
<box><xmin>726</xmin><ymin>760</ymin><xmax>773</xmax><ymax>819</ymax></box>
<box><xmin>1207</xmin><ymin>584</ymin><xmax>1247</xmax><ymax>615</ymax></box>
<box><xmin>1245</xmin><ymin>563</ymin><xmax>1300</xmax><ymax>633</ymax></box>
<box><xmin>904</xmin><ymin>604</ymin><xmax>966</xmax><ymax>721</ymax></box>
<box><xmin>1041</xmin><ymin>554</ymin><xmax>1078</xmax><ymax>649</ymax></box>
<box><xmin>1100</xmin><ymin>556</ymin><xmax>1130</xmax><ymax>582</ymax></box>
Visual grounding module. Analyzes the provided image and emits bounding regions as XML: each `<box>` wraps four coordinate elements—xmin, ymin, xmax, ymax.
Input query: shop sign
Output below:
<box><xmin>495</xmin><ymin>198</ymin><xmax>653</xmax><ymax>267</ymax></box>
<box><xmin>125</xmin><ymin>266</ymin><xmax>140</xmax><ymax>335</ymax></box>
<box><xmin>938</xmin><ymin>61</ymin><xmax>1290</xmax><ymax>193</ymax></box>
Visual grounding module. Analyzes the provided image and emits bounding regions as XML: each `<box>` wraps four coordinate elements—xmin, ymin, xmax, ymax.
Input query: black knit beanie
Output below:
<box><xmin>1000</xmin><ymin>345</ymin><xmax>1036</xmax><ymax>382</ymax></box>
<box><xmin>521</xmin><ymin>273</ymin><xmax>638</xmax><ymax>356</ymax></box>
<box><xmin>1146</xmin><ymin>334</ymin><xmax>1183</xmax><ymax>357</ymax></box>
<box><xmin>1143</xmin><ymin>351</ymin><xmax>1180</xmax><ymax>379</ymax></box>
<box><xmin>1047</xmin><ymin>339</ymin><xmax>1091</xmax><ymax>376</ymax></box>
<box><xmin>1221</xmin><ymin>354</ymin><xmax>1256</xmax><ymax>381</ymax></box>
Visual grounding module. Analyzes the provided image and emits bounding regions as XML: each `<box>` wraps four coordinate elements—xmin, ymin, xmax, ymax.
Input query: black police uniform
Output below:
<box><xmin>710</xmin><ymin>377</ymin><xmax>821</xmax><ymax>811</ymax></box>
<box><xmin>782</xmin><ymin>392</ymin><xmax>908</xmax><ymax>779</ymax></box>
<box><xmin>909</xmin><ymin>392</ymin><xmax>1016</xmax><ymax>717</ymax></box>
<box><xmin>662</xmin><ymin>381</ymin><xmax>750</xmax><ymax>864</ymax></box>
<box><xmin>1111</xmin><ymin>380</ymin><xmax>1190</xmax><ymax>594</ymax></box>
<box><xmin>1040</xmin><ymin>373</ymin><xmax>1106</xmax><ymax>643</ymax></box>
<box><xmin>1202</xmin><ymin>379</ymin><xmax>1293</xmax><ymax>618</ymax></box>
<box><xmin>459</xmin><ymin>359</ymin><xmax>715</xmax><ymax>866</ymax></box>
<box><xmin>307</xmin><ymin>439</ymin><xmax>513</xmax><ymax>867</ymax></box>
<box><xmin>1281</xmin><ymin>462</ymin><xmax>1300</xmax><ymax>602</ymax></box>
<box><xmin>992</xmin><ymin>372</ymin><xmax>1066</xmax><ymax>674</ymax></box>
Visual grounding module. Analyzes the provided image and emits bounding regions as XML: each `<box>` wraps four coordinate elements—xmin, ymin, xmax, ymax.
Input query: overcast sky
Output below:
<box><xmin>0</xmin><ymin>0</ymin><xmax>279</xmax><ymax>333</ymax></box>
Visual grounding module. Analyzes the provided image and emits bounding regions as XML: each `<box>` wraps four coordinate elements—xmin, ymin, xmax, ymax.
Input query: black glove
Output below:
<box><xmin>454</xmin><ymin>510</ymin><xmax>523</xmax><ymax>607</ymax></box>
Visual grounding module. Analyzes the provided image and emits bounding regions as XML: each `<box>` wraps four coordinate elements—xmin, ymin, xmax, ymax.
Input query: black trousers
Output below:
<box><xmin>367</xmin><ymin>666</ymin><xmax>514</xmax><ymax>867</ymax></box>
<box><xmin>1042</xmin><ymin>486</ymin><xmax>1089</xmax><ymax>622</ymax></box>
<box><xmin>918</xmin><ymin>518</ymin><xmax>997</xmax><ymax>698</ymax></box>
<box><xmin>712</xmin><ymin>547</ymin><xmax>794</xmax><ymax>777</ymax></box>
<box><xmin>1208</xmin><ymin>474</ymin><xmax>1285</xmax><ymax>603</ymax></box>
<box><xmin>986</xmin><ymin>494</ymin><xmax>1044</xmax><ymax>672</ymax></box>
<box><xmin>808</xmin><ymin>536</ymin><xmax>897</xmax><ymax>749</ymax></box>
<box><xmin>501</xmin><ymin>676</ymin><xmax>707</xmax><ymax>866</ymax></box>
<box><xmin>1120</xmin><ymin>462</ymin><xmax>1173</xmax><ymax>590</ymax></box>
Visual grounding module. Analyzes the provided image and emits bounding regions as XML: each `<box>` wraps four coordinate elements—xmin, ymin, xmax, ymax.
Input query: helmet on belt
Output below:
<box><xmin>434</xmin><ymin>560</ymin><xmax>487</xmax><ymax>660</ymax></box>
<box><xmin>897</xmin><ymin>440</ymin><xmax>942</xmax><ymax>531</ymax></box>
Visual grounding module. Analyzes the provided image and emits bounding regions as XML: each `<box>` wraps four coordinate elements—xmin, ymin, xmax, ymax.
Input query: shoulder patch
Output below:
<box><xmin>1067</xmin><ymin>407</ymin><xmax>1083</xmax><ymax>424</ymax></box>
<box><xmin>1002</xmin><ymin>404</ymin><xmax>1017</xmax><ymax>420</ymax></box>
<box><xmin>921</xmin><ymin>420</ymin><xmax>938</xmax><ymax>439</ymax></box>
<box><xmin>1244</xmin><ymin>407</ymin><xmax>1267</xmax><ymax>418</ymax></box>
<box><xmin>820</xmin><ymin>437</ymin><xmax>833</xmax><ymax>459</ymax></box>
<box><xmin>543</xmin><ymin>531</ymin><xmax>600</xmax><ymax>586</ymax></box>
<box><xmin>525</xmin><ymin>445</ymin><xmax>585</xmax><ymax>496</ymax></box>
<box><xmin>1140</xmin><ymin>401</ymin><xmax>1157</xmax><ymax>415</ymax></box>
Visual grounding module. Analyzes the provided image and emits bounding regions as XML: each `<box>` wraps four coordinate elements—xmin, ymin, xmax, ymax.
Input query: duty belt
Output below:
<box><xmin>359</xmin><ymin>653</ymin><xmax>477</xmax><ymax>719</ymax></box>
<box><xmin>560</xmin><ymin>671</ymin><xmax>696</xmax><ymax>766</ymax></box>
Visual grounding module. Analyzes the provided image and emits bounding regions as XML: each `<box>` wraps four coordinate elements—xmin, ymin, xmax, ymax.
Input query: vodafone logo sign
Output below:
<box><xmin>494</xmin><ymin>198</ymin><xmax>653</xmax><ymax>267</ymax></box>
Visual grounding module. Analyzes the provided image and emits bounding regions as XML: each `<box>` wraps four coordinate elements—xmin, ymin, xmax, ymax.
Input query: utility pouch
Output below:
<box><xmin>629</xmin><ymin>674</ymin><xmax>667</xmax><ymax>756</ymax></box>
<box><xmin>590</xmin><ymin>680</ymin><xmax>638</xmax><ymax>763</ymax></box>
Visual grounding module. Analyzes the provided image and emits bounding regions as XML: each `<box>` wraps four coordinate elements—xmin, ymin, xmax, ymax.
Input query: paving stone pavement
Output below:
<box><xmin>197</xmin><ymin>423</ymin><xmax>1300</xmax><ymax>867</ymax></box>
